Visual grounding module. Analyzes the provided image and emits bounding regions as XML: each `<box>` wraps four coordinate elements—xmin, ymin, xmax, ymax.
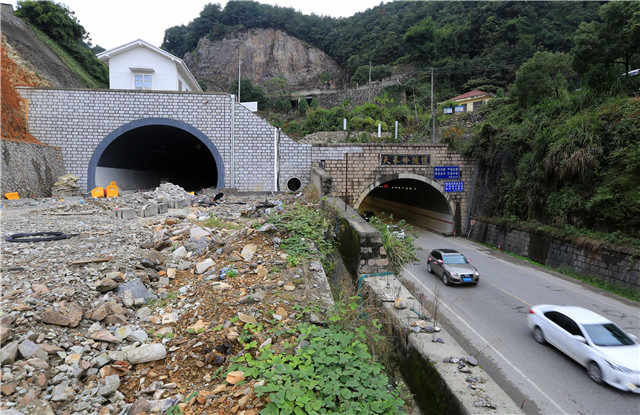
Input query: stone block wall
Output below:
<box><xmin>310</xmin><ymin>166</ymin><xmax>332</xmax><ymax>199</ymax></box>
<box><xmin>1</xmin><ymin>140</ymin><xmax>66</xmax><ymax>198</ymax></box>
<box><xmin>470</xmin><ymin>220</ymin><xmax>640</xmax><ymax>291</ymax></box>
<box><xmin>17</xmin><ymin>88</ymin><xmax>311</xmax><ymax>192</ymax></box>
<box><xmin>312</xmin><ymin>143</ymin><xmax>476</xmax><ymax>231</ymax></box>
<box><xmin>323</xmin><ymin>197</ymin><xmax>389</xmax><ymax>276</ymax></box>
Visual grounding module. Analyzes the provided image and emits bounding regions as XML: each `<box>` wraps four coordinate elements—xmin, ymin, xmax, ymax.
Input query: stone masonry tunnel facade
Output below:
<box><xmin>18</xmin><ymin>88</ymin><xmax>474</xmax><ymax>232</ymax></box>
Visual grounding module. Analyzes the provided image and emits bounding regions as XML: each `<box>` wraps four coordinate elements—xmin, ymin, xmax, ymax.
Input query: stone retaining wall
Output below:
<box><xmin>323</xmin><ymin>196</ymin><xmax>389</xmax><ymax>276</ymax></box>
<box><xmin>1</xmin><ymin>140</ymin><xmax>66</xmax><ymax>198</ymax></box>
<box><xmin>469</xmin><ymin>220</ymin><xmax>640</xmax><ymax>291</ymax></box>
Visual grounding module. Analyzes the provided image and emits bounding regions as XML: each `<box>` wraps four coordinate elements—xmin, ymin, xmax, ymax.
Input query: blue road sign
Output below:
<box><xmin>434</xmin><ymin>166</ymin><xmax>460</xmax><ymax>180</ymax></box>
<box><xmin>444</xmin><ymin>181</ymin><xmax>465</xmax><ymax>192</ymax></box>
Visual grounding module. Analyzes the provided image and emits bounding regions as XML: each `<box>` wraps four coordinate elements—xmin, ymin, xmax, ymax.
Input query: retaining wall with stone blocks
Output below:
<box><xmin>361</xmin><ymin>276</ymin><xmax>523</xmax><ymax>414</ymax></box>
<box><xmin>310</xmin><ymin>167</ymin><xmax>332</xmax><ymax>200</ymax></box>
<box><xmin>470</xmin><ymin>220</ymin><xmax>640</xmax><ymax>291</ymax></box>
<box><xmin>323</xmin><ymin>196</ymin><xmax>389</xmax><ymax>276</ymax></box>
<box><xmin>0</xmin><ymin>140</ymin><xmax>66</xmax><ymax>198</ymax></box>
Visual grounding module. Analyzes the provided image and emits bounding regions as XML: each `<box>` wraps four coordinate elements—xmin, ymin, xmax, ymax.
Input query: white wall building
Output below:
<box><xmin>97</xmin><ymin>39</ymin><xmax>202</xmax><ymax>92</ymax></box>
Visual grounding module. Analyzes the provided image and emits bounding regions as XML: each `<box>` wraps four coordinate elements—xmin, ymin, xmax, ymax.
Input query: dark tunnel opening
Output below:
<box><xmin>96</xmin><ymin>125</ymin><xmax>218</xmax><ymax>191</ymax></box>
<box><xmin>359</xmin><ymin>178</ymin><xmax>454</xmax><ymax>233</ymax></box>
<box><xmin>365</xmin><ymin>178</ymin><xmax>450</xmax><ymax>213</ymax></box>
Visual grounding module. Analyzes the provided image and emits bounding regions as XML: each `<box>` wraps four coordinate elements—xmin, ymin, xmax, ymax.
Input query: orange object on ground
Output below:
<box><xmin>105</xmin><ymin>182</ymin><xmax>119</xmax><ymax>198</ymax></box>
<box><xmin>4</xmin><ymin>192</ymin><xmax>19</xmax><ymax>200</ymax></box>
<box><xmin>91</xmin><ymin>187</ymin><xmax>105</xmax><ymax>198</ymax></box>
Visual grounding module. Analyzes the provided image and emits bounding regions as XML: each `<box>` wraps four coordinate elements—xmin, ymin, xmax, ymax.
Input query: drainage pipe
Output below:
<box><xmin>274</xmin><ymin>127</ymin><xmax>280</xmax><ymax>191</ymax></box>
<box><xmin>230</xmin><ymin>94</ymin><xmax>235</xmax><ymax>187</ymax></box>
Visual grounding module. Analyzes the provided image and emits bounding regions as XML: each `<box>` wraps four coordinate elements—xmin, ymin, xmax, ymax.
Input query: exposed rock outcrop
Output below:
<box><xmin>185</xmin><ymin>28</ymin><xmax>342</xmax><ymax>92</ymax></box>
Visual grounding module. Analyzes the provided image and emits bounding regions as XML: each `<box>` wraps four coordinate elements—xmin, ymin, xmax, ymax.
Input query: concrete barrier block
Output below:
<box><xmin>141</xmin><ymin>203</ymin><xmax>158</xmax><ymax>217</ymax></box>
<box><xmin>118</xmin><ymin>208</ymin><xmax>136</xmax><ymax>220</ymax></box>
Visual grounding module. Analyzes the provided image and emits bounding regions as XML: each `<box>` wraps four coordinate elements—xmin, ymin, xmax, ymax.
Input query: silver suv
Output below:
<box><xmin>427</xmin><ymin>248</ymin><xmax>479</xmax><ymax>285</ymax></box>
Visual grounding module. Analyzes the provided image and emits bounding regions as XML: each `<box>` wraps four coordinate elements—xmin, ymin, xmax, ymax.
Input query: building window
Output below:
<box><xmin>461</xmin><ymin>103</ymin><xmax>468</xmax><ymax>112</ymax></box>
<box><xmin>178</xmin><ymin>80</ymin><xmax>182</xmax><ymax>91</ymax></box>
<box><xmin>473</xmin><ymin>100</ymin><xmax>485</xmax><ymax>111</ymax></box>
<box><xmin>135</xmin><ymin>74</ymin><xmax>152</xmax><ymax>90</ymax></box>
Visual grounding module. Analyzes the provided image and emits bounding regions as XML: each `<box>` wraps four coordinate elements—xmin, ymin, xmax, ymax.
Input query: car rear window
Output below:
<box><xmin>583</xmin><ymin>323</ymin><xmax>635</xmax><ymax>346</ymax></box>
<box><xmin>443</xmin><ymin>254</ymin><xmax>467</xmax><ymax>264</ymax></box>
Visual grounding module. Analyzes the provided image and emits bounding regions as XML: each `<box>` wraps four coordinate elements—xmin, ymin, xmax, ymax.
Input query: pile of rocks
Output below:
<box><xmin>51</xmin><ymin>174</ymin><xmax>81</xmax><ymax>198</ymax></box>
<box><xmin>0</xmin><ymin>187</ymin><xmax>333</xmax><ymax>414</ymax></box>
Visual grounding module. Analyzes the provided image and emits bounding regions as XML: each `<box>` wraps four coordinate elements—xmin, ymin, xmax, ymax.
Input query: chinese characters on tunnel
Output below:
<box><xmin>380</xmin><ymin>154</ymin><xmax>431</xmax><ymax>166</ymax></box>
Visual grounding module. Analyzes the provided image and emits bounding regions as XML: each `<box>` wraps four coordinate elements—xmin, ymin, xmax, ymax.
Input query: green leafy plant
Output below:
<box><xmin>269</xmin><ymin>203</ymin><xmax>333</xmax><ymax>268</ymax></box>
<box><xmin>201</xmin><ymin>213</ymin><xmax>239</xmax><ymax>230</ymax></box>
<box><xmin>228</xmin><ymin>323</ymin><xmax>406</xmax><ymax>415</ymax></box>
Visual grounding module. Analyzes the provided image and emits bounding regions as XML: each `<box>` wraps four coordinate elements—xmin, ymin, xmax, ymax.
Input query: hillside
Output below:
<box><xmin>164</xmin><ymin>1</ymin><xmax>602</xmax><ymax>94</ymax></box>
<box><xmin>0</xmin><ymin>5</ymin><xmax>102</xmax><ymax>143</ymax></box>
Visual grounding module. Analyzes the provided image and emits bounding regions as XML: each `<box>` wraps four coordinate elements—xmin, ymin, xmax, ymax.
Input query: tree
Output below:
<box><xmin>298</xmin><ymin>97</ymin><xmax>309</xmax><ymax>115</ymax></box>
<box><xmin>229</xmin><ymin>78</ymin><xmax>266</xmax><ymax>108</ymax></box>
<box><xmin>573</xmin><ymin>1</ymin><xmax>640</xmax><ymax>83</ymax></box>
<box><xmin>15</xmin><ymin>0</ymin><xmax>108</xmax><ymax>87</ymax></box>
<box><xmin>512</xmin><ymin>52</ymin><xmax>575</xmax><ymax>107</ymax></box>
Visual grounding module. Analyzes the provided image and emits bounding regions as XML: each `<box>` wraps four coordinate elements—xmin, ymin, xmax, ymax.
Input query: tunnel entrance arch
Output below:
<box><xmin>88</xmin><ymin>118</ymin><xmax>224</xmax><ymax>191</ymax></box>
<box><xmin>354</xmin><ymin>173</ymin><xmax>456</xmax><ymax>234</ymax></box>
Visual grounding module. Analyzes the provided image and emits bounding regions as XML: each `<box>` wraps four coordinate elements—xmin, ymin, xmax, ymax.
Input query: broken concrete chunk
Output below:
<box><xmin>127</xmin><ymin>344</ymin><xmax>167</xmax><ymax>364</ymax></box>
<box><xmin>196</xmin><ymin>258</ymin><xmax>215</xmax><ymax>274</ymax></box>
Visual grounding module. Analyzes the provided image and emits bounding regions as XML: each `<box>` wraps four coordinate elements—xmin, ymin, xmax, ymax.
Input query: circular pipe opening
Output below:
<box><xmin>287</xmin><ymin>177</ymin><xmax>302</xmax><ymax>192</ymax></box>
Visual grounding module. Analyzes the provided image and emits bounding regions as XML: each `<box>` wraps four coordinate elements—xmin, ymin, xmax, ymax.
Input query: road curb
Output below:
<box><xmin>362</xmin><ymin>275</ymin><xmax>524</xmax><ymax>414</ymax></box>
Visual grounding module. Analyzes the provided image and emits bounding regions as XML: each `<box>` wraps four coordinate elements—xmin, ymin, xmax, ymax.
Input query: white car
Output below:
<box><xmin>527</xmin><ymin>304</ymin><xmax>640</xmax><ymax>393</ymax></box>
<box><xmin>386</xmin><ymin>225</ymin><xmax>405</xmax><ymax>239</ymax></box>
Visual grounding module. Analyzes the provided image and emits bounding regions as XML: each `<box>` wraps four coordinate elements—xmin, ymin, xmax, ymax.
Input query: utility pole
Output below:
<box><xmin>238</xmin><ymin>59</ymin><xmax>242</xmax><ymax>103</ymax></box>
<box><xmin>431</xmin><ymin>67</ymin><xmax>435</xmax><ymax>142</ymax></box>
<box><xmin>368</xmin><ymin>60</ymin><xmax>372</xmax><ymax>102</ymax></box>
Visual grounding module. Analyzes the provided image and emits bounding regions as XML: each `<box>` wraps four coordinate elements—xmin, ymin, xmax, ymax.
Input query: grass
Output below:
<box><xmin>478</xmin><ymin>242</ymin><xmax>640</xmax><ymax>303</ymax></box>
<box><xmin>24</xmin><ymin>22</ymin><xmax>103</xmax><ymax>89</ymax></box>
<box><xmin>201</xmin><ymin>213</ymin><xmax>240</xmax><ymax>230</ymax></box>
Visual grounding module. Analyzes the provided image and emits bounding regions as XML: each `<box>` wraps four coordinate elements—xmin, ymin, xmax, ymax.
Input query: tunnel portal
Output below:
<box><xmin>89</xmin><ymin>118</ymin><xmax>224</xmax><ymax>191</ymax></box>
<box><xmin>358</xmin><ymin>177</ymin><xmax>455</xmax><ymax>234</ymax></box>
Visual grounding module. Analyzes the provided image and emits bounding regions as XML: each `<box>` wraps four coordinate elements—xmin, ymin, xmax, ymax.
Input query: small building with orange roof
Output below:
<box><xmin>446</xmin><ymin>90</ymin><xmax>494</xmax><ymax>113</ymax></box>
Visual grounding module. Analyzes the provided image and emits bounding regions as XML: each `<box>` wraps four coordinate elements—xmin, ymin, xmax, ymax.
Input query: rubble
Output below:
<box><xmin>51</xmin><ymin>174</ymin><xmax>81</xmax><ymax>198</ymax></box>
<box><xmin>0</xmin><ymin>185</ymin><xmax>332</xmax><ymax>414</ymax></box>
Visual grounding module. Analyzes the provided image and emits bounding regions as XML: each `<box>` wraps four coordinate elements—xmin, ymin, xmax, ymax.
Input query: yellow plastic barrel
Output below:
<box><xmin>91</xmin><ymin>187</ymin><xmax>105</xmax><ymax>198</ymax></box>
<box><xmin>105</xmin><ymin>181</ymin><xmax>119</xmax><ymax>198</ymax></box>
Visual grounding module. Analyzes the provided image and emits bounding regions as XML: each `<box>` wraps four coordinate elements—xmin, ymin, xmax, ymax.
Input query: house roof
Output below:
<box><xmin>448</xmin><ymin>90</ymin><xmax>492</xmax><ymax>102</ymax></box>
<box><xmin>97</xmin><ymin>39</ymin><xmax>202</xmax><ymax>92</ymax></box>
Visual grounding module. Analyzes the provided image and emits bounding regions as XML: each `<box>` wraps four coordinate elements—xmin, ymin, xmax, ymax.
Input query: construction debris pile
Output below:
<box><xmin>51</xmin><ymin>174</ymin><xmax>81</xmax><ymax>198</ymax></box>
<box><xmin>0</xmin><ymin>187</ymin><xmax>333</xmax><ymax>415</ymax></box>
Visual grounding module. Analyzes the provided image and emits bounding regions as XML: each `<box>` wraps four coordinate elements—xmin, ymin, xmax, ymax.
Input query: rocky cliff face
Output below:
<box><xmin>184</xmin><ymin>28</ymin><xmax>342</xmax><ymax>93</ymax></box>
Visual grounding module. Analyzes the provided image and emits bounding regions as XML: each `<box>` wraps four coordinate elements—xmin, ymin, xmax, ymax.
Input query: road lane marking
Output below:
<box><xmin>481</xmin><ymin>279</ymin><xmax>533</xmax><ymax>307</ymax></box>
<box><xmin>405</xmin><ymin>268</ymin><xmax>569</xmax><ymax>415</ymax></box>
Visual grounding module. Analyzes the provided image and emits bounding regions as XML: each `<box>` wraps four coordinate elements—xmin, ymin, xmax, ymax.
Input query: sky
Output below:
<box><xmin>9</xmin><ymin>0</ymin><xmax>390</xmax><ymax>50</ymax></box>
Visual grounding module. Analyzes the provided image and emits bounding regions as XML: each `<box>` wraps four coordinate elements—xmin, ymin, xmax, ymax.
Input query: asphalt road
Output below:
<box><xmin>402</xmin><ymin>229</ymin><xmax>640</xmax><ymax>415</ymax></box>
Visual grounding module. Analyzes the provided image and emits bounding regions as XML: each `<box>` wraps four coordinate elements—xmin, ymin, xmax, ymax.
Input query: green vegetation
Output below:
<box><xmin>228</xmin><ymin>304</ymin><xmax>406</xmax><ymax>414</ymax></box>
<box><xmin>201</xmin><ymin>213</ymin><xmax>239</xmax><ymax>230</ymax></box>
<box><xmin>268</xmin><ymin>203</ymin><xmax>332</xmax><ymax>268</ymax></box>
<box><xmin>456</xmin><ymin>90</ymin><xmax>640</xmax><ymax>236</ymax></box>
<box><xmin>23</xmin><ymin>22</ymin><xmax>104</xmax><ymax>89</ymax></box>
<box><xmin>163</xmin><ymin>1</ymin><xmax>601</xmax><ymax>94</ymax></box>
<box><xmin>16</xmin><ymin>1</ymin><xmax>108</xmax><ymax>87</ymax></box>
<box><xmin>368</xmin><ymin>215</ymin><xmax>418</xmax><ymax>276</ymax></box>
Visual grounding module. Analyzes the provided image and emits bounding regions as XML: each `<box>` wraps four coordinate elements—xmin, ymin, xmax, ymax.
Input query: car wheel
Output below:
<box><xmin>427</xmin><ymin>263</ymin><xmax>433</xmax><ymax>274</ymax></box>
<box><xmin>442</xmin><ymin>273</ymin><xmax>450</xmax><ymax>286</ymax></box>
<box><xmin>533</xmin><ymin>327</ymin><xmax>546</xmax><ymax>344</ymax></box>
<box><xmin>587</xmin><ymin>362</ymin><xmax>603</xmax><ymax>384</ymax></box>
